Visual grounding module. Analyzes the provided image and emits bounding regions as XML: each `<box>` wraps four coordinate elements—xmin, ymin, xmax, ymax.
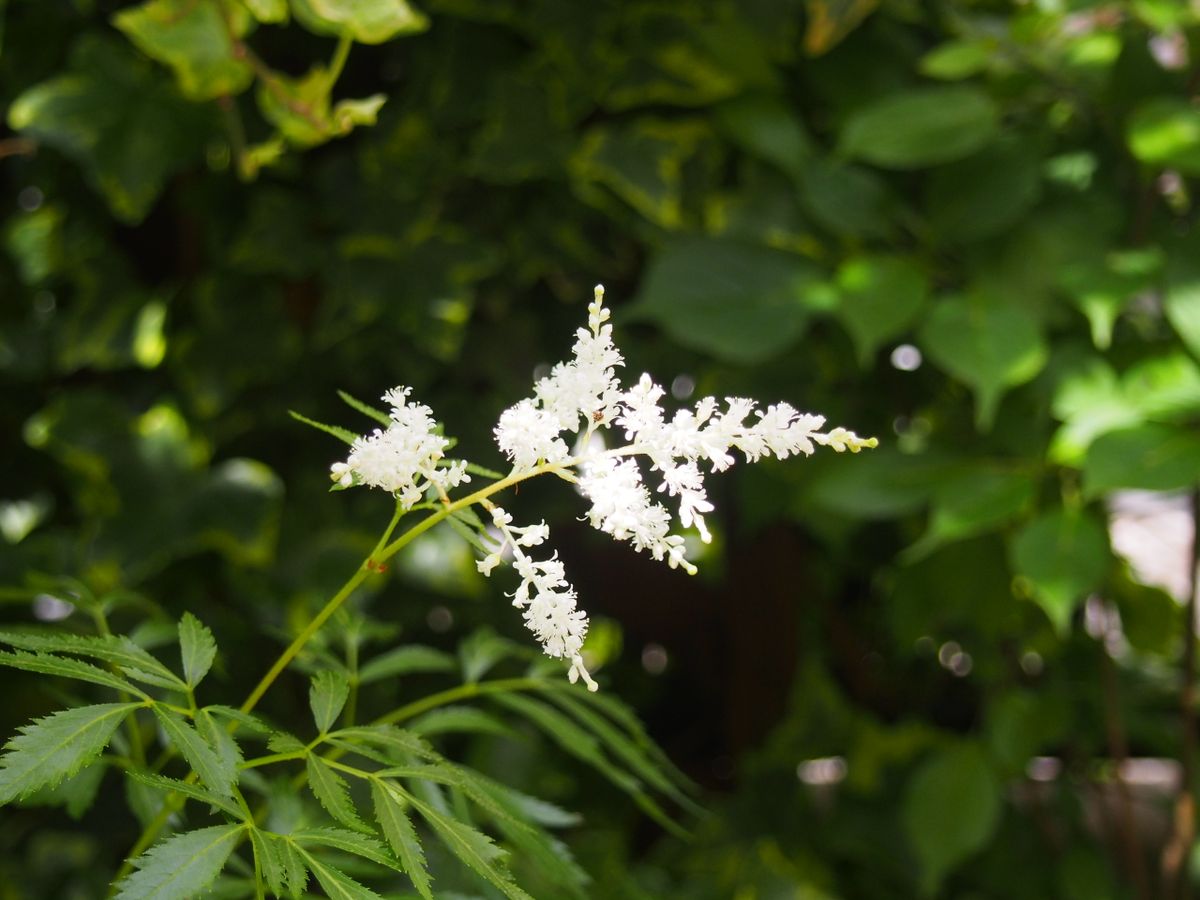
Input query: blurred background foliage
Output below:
<box><xmin>3</xmin><ymin>0</ymin><xmax>1200</xmax><ymax>896</ymax></box>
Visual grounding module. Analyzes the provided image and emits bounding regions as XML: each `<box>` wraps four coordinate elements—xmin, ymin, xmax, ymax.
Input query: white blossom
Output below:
<box><xmin>332</xmin><ymin>283</ymin><xmax>877</xmax><ymax>688</ymax></box>
<box><xmin>330</xmin><ymin>386</ymin><xmax>470</xmax><ymax>507</ymax></box>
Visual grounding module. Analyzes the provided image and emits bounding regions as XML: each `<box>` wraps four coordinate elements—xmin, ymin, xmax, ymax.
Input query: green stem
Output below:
<box><xmin>92</xmin><ymin>608</ymin><xmax>146</xmax><ymax>767</ymax></box>
<box><xmin>239</xmin><ymin>749</ymin><xmax>306</xmax><ymax>771</ymax></box>
<box><xmin>326</xmin><ymin>34</ymin><xmax>353</xmax><ymax>86</ymax></box>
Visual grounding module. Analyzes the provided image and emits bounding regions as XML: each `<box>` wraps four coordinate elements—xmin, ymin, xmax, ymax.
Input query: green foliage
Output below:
<box><xmin>6</xmin><ymin>0</ymin><xmax>1200</xmax><ymax>896</ymax></box>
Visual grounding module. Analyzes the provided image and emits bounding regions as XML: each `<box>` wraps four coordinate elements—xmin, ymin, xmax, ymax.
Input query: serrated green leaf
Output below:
<box><xmin>113</xmin><ymin>0</ymin><xmax>254</xmax><ymax>101</ymax></box>
<box><xmin>267</xmin><ymin>731</ymin><xmax>307</xmax><ymax>754</ymax></box>
<box><xmin>202</xmin><ymin>705</ymin><xmax>272</xmax><ymax>735</ymax></box>
<box><xmin>409</xmin><ymin>706</ymin><xmax>517</xmax><ymax>740</ymax></box>
<box><xmin>291</xmin><ymin>0</ymin><xmax>429</xmax><ymax>44</ymax></box>
<box><xmin>296</xmin><ymin>848</ymin><xmax>385</xmax><ymax>900</ymax></box>
<box><xmin>178</xmin><ymin>612</ymin><xmax>217</xmax><ymax>689</ymax></box>
<box><xmin>0</xmin><ymin>702</ymin><xmax>139</xmax><ymax>802</ymax></box>
<box><xmin>292</xmin><ymin>826</ymin><xmax>401</xmax><ymax>871</ymax></box>
<box><xmin>153</xmin><ymin>708</ymin><xmax>236</xmax><ymax>798</ymax></box>
<box><xmin>408</xmin><ymin>791</ymin><xmax>531</xmax><ymax>900</ymax></box>
<box><xmin>306</xmin><ymin>753</ymin><xmax>370</xmax><ymax>831</ymax></box>
<box><xmin>490</xmin><ymin>693</ymin><xmax>687</xmax><ymax>836</ymax></box>
<box><xmin>372</xmin><ymin>780</ymin><xmax>432</xmax><ymax>899</ymax></box>
<box><xmin>289</xmin><ymin>410</ymin><xmax>359</xmax><ymax>445</ymax></box>
<box><xmin>114</xmin><ymin>823</ymin><xmax>244</xmax><ymax>900</ymax></box>
<box><xmin>459</xmin><ymin>629</ymin><xmax>522</xmax><ymax>683</ymax></box>
<box><xmin>446</xmin><ymin>515</ymin><xmax>492</xmax><ymax>553</ymax></box>
<box><xmin>126</xmin><ymin>770</ymin><xmax>243</xmax><ymax>818</ymax></box>
<box><xmin>337</xmin><ymin>389</ymin><xmax>392</xmax><ymax>426</ymax></box>
<box><xmin>196</xmin><ymin>708</ymin><xmax>243</xmax><ymax>775</ymax></box>
<box><xmin>18</xmin><ymin>760</ymin><xmax>107</xmax><ymax>820</ymax></box>
<box><xmin>358</xmin><ymin>646</ymin><xmax>455</xmax><ymax>684</ymax></box>
<box><xmin>0</xmin><ymin>630</ymin><xmax>186</xmax><ymax>690</ymax></box>
<box><xmin>249</xmin><ymin>827</ymin><xmax>288</xmax><ymax>897</ymax></box>
<box><xmin>543</xmin><ymin>690</ymin><xmax>699</xmax><ymax>813</ymax></box>
<box><xmin>330</xmin><ymin>725</ymin><xmax>435</xmax><ymax>761</ymax></box>
<box><xmin>253</xmin><ymin>835</ymin><xmax>317</xmax><ymax>899</ymax></box>
<box><xmin>0</xmin><ymin>649</ymin><xmax>146</xmax><ymax>696</ymax></box>
<box><xmin>310</xmin><ymin>670</ymin><xmax>351</xmax><ymax>733</ymax></box>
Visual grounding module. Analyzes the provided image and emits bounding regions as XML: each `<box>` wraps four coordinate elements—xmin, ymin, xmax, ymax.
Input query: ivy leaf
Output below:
<box><xmin>113</xmin><ymin>0</ymin><xmax>254</xmax><ymax>101</ymax></box>
<box><xmin>904</xmin><ymin>467</ymin><xmax>1036</xmax><ymax>561</ymax></box>
<box><xmin>919</xmin><ymin>299</ymin><xmax>1048</xmax><ymax>430</ymax></box>
<box><xmin>126</xmin><ymin>770</ymin><xmax>243</xmax><ymax>819</ymax></box>
<box><xmin>152</xmin><ymin>708</ymin><xmax>236</xmax><ymax>798</ymax></box>
<box><xmin>1011</xmin><ymin>509</ymin><xmax>1110</xmax><ymax>633</ymax></box>
<box><xmin>371</xmin><ymin>780</ymin><xmax>433</xmax><ymax>900</ymax></box>
<box><xmin>902</xmin><ymin>744</ymin><xmax>1001</xmax><ymax>895</ymax></box>
<box><xmin>840</xmin><ymin>86</ymin><xmax>999</xmax><ymax>169</ymax></box>
<box><xmin>357</xmin><ymin>646</ymin><xmax>456</xmax><ymax>684</ymax></box>
<box><xmin>0</xmin><ymin>702</ymin><xmax>139</xmax><ymax>802</ymax></box>
<box><xmin>0</xmin><ymin>649</ymin><xmax>145</xmax><ymax>696</ymax></box>
<box><xmin>310</xmin><ymin>670</ymin><xmax>351</xmax><ymax>733</ymax></box>
<box><xmin>290</xmin><ymin>0</ymin><xmax>429</xmax><ymax>44</ymax></box>
<box><xmin>7</xmin><ymin>37</ymin><xmax>211</xmax><ymax>224</ymax></box>
<box><xmin>241</xmin><ymin>0</ymin><xmax>289</xmax><ymax>23</ymax></box>
<box><xmin>306</xmin><ymin>753</ymin><xmax>370</xmax><ymax>831</ymax></box>
<box><xmin>178</xmin><ymin>612</ymin><xmax>217</xmax><ymax>689</ymax></box>
<box><xmin>114</xmin><ymin>824</ymin><xmax>244</xmax><ymax>900</ymax></box>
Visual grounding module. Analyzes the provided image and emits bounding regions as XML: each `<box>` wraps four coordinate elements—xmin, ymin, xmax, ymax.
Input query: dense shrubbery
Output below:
<box><xmin>3</xmin><ymin>0</ymin><xmax>1200</xmax><ymax>896</ymax></box>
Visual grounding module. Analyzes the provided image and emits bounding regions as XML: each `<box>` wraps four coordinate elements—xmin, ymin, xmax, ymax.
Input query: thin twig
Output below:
<box><xmin>1100</xmin><ymin>639</ymin><xmax>1152</xmax><ymax>900</ymax></box>
<box><xmin>1162</xmin><ymin>488</ymin><xmax>1200</xmax><ymax>899</ymax></box>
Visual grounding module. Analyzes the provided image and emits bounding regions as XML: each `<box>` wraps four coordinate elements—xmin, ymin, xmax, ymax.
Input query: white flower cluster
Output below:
<box><xmin>331</xmin><ymin>285</ymin><xmax>875</xmax><ymax>688</ymax></box>
<box><xmin>476</xmin><ymin>508</ymin><xmax>597</xmax><ymax>691</ymax></box>
<box><xmin>330</xmin><ymin>386</ymin><xmax>470</xmax><ymax>508</ymax></box>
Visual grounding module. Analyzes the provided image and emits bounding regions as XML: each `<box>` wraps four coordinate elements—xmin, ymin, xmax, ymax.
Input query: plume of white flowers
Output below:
<box><xmin>330</xmin><ymin>386</ymin><xmax>470</xmax><ymax>508</ymax></box>
<box><xmin>331</xmin><ymin>285</ymin><xmax>876</xmax><ymax>689</ymax></box>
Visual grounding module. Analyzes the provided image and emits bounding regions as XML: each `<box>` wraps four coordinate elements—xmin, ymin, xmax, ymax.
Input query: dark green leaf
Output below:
<box><xmin>114</xmin><ymin>824</ymin><xmax>244</xmax><ymax>900</ymax></box>
<box><xmin>358</xmin><ymin>645</ymin><xmax>456</xmax><ymax>684</ymax></box>
<box><xmin>1011</xmin><ymin>509</ymin><xmax>1110</xmax><ymax>633</ymax></box>
<box><xmin>310</xmin><ymin>670</ymin><xmax>351</xmax><ymax>733</ymax></box>
<box><xmin>372</xmin><ymin>780</ymin><xmax>433</xmax><ymax>900</ymax></box>
<box><xmin>630</xmin><ymin>236</ymin><xmax>820</xmax><ymax>364</ymax></box>
<box><xmin>6</xmin><ymin>37</ymin><xmax>211</xmax><ymax>223</ymax></box>
<box><xmin>306</xmin><ymin>753</ymin><xmax>370</xmax><ymax>831</ymax></box>
<box><xmin>840</xmin><ymin>87</ymin><xmax>999</xmax><ymax>169</ymax></box>
<box><xmin>834</xmin><ymin>255</ymin><xmax>928</xmax><ymax>366</ymax></box>
<box><xmin>292</xmin><ymin>826</ymin><xmax>401</xmax><ymax>871</ymax></box>
<box><xmin>903</xmin><ymin>744</ymin><xmax>1001</xmax><ymax>894</ymax></box>
<box><xmin>1127</xmin><ymin>98</ymin><xmax>1200</xmax><ymax>174</ymax></box>
<box><xmin>178</xmin><ymin>612</ymin><xmax>217</xmax><ymax>689</ymax></box>
<box><xmin>0</xmin><ymin>649</ymin><xmax>145</xmax><ymax>696</ymax></box>
<box><xmin>1084</xmin><ymin>424</ymin><xmax>1200</xmax><ymax>495</ymax></box>
<box><xmin>409</xmin><ymin>706</ymin><xmax>517</xmax><ymax>740</ymax></box>
<box><xmin>337</xmin><ymin>390</ymin><xmax>392</xmax><ymax>427</ymax></box>
<box><xmin>0</xmin><ymin>702</ymin><xmax>139</xmax><ymax>802</ymax></box>
<box><xmin>126</xmin><ymin>770</ymin><xmax>243</xmax><ymax>818</ymax></box>
<box><xmin>0</xmin><ymin>630</ymin><xmax>185</xmax><ymax>690</ymax></box>
<box><xmin>289</xmin><ymin>410</ymin><xmax>359</xmax><ymax>446</ymax></box>
<box><xmin>297</xmin><ymin>848</ymin><xmax>385</xmax><ymax>900</ymax></box>
<box><xmin>919</xmin><ymin>299</ymin><xmax>1048</xmax><ymax>429</ymax></box>
<box><xmin>152</xmin><ymin>707</ymin><xmax>236</xmax><ymax>798</ymax></box>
